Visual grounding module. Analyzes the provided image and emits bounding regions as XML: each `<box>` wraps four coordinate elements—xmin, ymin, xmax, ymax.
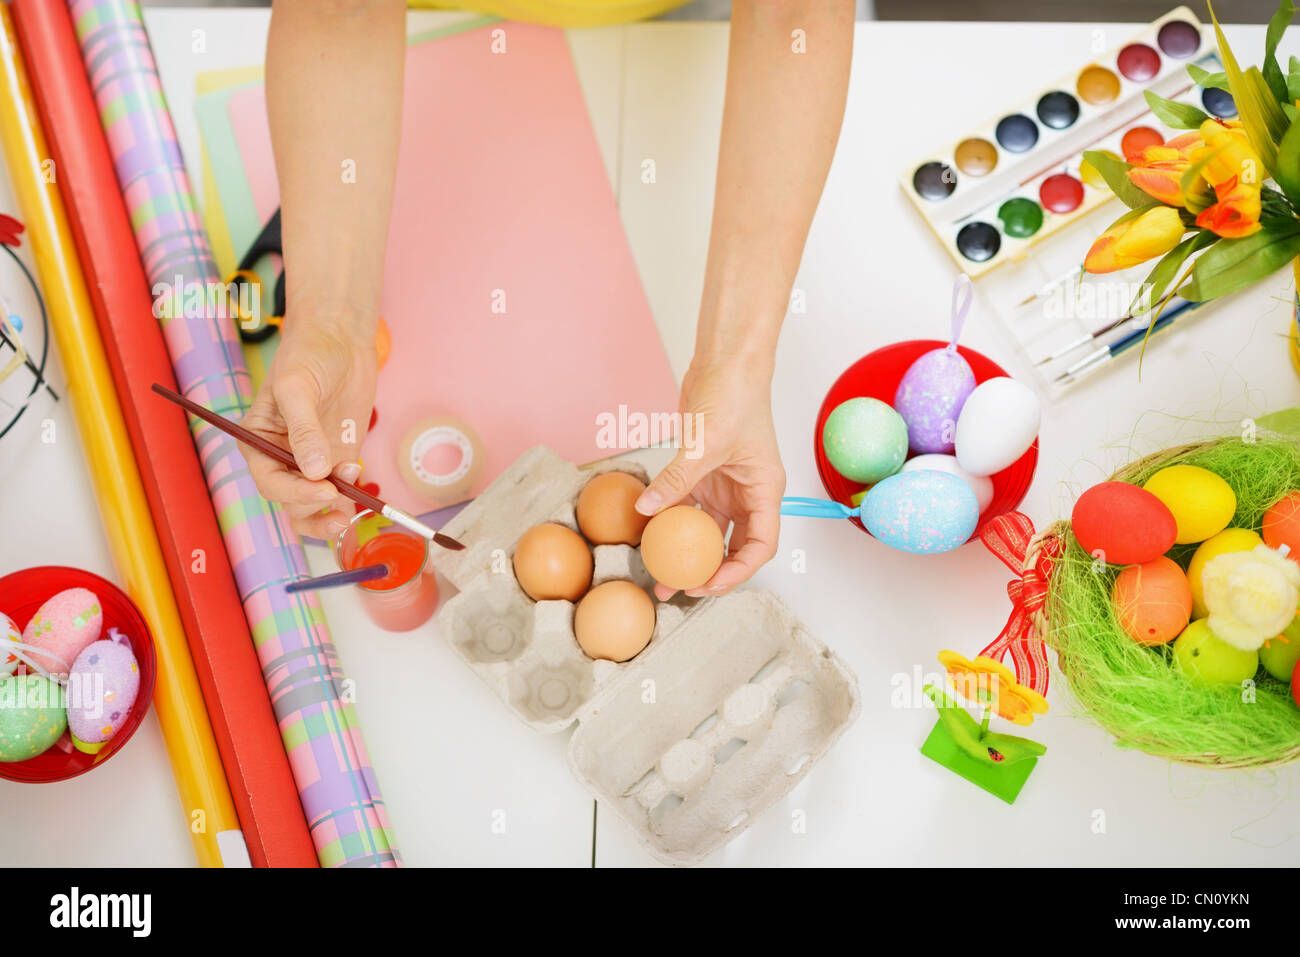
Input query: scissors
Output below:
<box><xmin>225</xmin><ymin>207</ymin><xmax>286</xmax><ymax>343</ymax></box>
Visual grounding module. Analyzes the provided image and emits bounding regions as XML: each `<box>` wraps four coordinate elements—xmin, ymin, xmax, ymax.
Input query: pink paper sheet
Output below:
<box><xmin>228</xmin><ymin>22</ymin><xmax>678</xmax><ymax>512</ymax></box>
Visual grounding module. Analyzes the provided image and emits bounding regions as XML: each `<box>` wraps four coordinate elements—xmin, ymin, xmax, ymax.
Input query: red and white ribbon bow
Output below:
<box><xmin>978</xmin><ymin>511</ymin><xmax>1060</xmax><ymax>695</ymax></box>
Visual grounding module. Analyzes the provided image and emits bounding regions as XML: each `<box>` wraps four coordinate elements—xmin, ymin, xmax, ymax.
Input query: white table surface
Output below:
<box><xmin>1</xmin><ymin>9</ymin><xmax>1297</xmax><ymax>867</ymax></box>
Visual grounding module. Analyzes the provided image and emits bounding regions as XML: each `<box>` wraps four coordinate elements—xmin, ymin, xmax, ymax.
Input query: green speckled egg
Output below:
<box><xmin>822</xmin><ymin>397</ymin><xmax>908</xmax><ymax>484</ymax></box>
<box><xmin>0</xmin><ymin>675</ymin><xmax>67</xmax><ymax>762</ymax></box>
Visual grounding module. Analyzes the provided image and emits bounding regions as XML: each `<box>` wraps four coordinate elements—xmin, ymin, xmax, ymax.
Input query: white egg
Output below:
<box><xmin>901</xmin><ymin>454</ymin><xmax>995</xmax><ymax>513</ymax></box>
<box><xmin>954</xmin><ymin>377</ymin><xmax>1041</xmax><ymax>477</ymax></box>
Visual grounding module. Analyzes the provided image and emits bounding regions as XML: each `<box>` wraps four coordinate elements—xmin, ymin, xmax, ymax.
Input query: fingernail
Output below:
<box><xmin>337</xmin><ymin>462</ymin><xmax>362</xmax><ymax>484</ymax></box>
<box><xmin>316</xmin><ymin>486</ymin><xmax>339</xmax><ymax>503</ymax></box>
<box><xmin>326</xmin><ymin>517</ymin><xmax>350</xmax><ymax>536</ymax></box>
<box><xmin>302</xmin><ymin>454</ymin><xmax>328</xmax><ymax>478</ymax></box>
<box><xmin>635</xmin><ymin>490</ymin><xmax>661</xmax><ymax>515</ymax></box>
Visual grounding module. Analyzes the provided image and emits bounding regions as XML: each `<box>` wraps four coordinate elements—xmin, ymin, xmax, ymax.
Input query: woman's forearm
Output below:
<box><xmin>693</xmin><ymin>0</ymin><xmax>854</xmax><ymax>375</ymax></box>
<box><xmin>266</xmin><ymin>0</ymin><xmax>406</xmax><ymax>335</ymax></box>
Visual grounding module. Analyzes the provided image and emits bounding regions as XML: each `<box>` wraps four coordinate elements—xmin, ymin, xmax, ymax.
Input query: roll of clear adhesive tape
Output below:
<box><xmin>398</xmin><ymin>416</ymin><xmax>484</xmax><ymax>506</ymax></box>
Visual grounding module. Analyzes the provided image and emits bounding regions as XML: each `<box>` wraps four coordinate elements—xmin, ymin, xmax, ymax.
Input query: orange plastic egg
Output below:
<box><xmin>1112</xmin><ymin>556</ymin><xmax>1193</xmax><ymax>645</ymax></box>
<box><xmin>1263</xmin><ymin>491</ymin><xmax>1300</xmax><ymax>563</ymax></box>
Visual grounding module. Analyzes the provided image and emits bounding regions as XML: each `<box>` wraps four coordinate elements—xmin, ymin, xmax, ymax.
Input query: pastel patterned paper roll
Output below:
<box><xmin>68</xmin><ymin>0</ymin><xmax>398</xmax><ymax>867</ymax></box>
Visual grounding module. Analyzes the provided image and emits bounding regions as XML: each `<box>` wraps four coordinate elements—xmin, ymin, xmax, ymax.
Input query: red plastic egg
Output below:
<box><xmin>1263</xmin><ymin>491</ymin><xmax>1300</xmax><ymax>563</ymax></box>
<box><xmin>1111</xmin><ymin>556</ymin><xmax>1193</xmax><ymax>645</ymax></box>
<box><xmin>1072</xmin><ymin>481</ymin><xmax>1178</xmax><ymax>565</ymax></box>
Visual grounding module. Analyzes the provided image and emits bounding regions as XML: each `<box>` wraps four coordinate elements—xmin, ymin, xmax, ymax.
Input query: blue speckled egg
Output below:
<box><xmin>893</xmin><ymin>347</ymin><xmax>976</xmax><ymax>454</ymax></box>
<box><xmin>861</xmin><ymin>470</ymin><xmax>979</xmax><ymax>554</ymax></box>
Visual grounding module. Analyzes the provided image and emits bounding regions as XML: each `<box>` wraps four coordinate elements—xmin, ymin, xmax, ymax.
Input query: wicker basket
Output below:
<box><xmin>1023</xmin><ymin>440</ymin><xmax>1300</xmax><ymax>769</ymax></box>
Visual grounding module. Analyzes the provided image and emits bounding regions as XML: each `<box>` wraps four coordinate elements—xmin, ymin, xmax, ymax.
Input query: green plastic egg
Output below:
<box><xmin>822</xmin><ymin>397</ymin><xmax>908</xmax><ymax>484</ymax></box>
<box><xmin>0</xmin><ymin>674</ymin><xmax>68</xmax><ymax>762</ymax></box>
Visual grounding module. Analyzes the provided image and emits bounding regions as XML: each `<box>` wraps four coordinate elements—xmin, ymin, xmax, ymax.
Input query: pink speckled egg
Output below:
<box><xmin>0</xmin><ymin>612</ymin><xmax>20</xmax><ymax>678</ymax></box>
<box><xmin>892</xmin><ymin>347</ymin><xmax>976</xmax><ymax>454</ymax></box>
<box><xmin>22</xmin><ymin>587</ymin><xmax>102</xmax><ymax>675</ymax></box>
<box><xmin>66</xmin><ymin>630</ymin><xmax>140</xmax><ymax>745</ymax></box>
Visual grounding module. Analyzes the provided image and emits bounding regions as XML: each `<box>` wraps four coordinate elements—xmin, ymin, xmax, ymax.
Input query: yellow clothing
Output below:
<box><xmin>408</xmin><ymin>0</ymin><xmax>688</xmax><ymax>28</ymax></box>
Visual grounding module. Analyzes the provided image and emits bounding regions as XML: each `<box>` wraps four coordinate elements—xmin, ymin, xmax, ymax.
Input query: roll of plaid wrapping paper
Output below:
<box><xmin>67</xmin><ymin>0</ymin><xmax>399</xmax><ymax>867</ymax></box>
<box><xmin>0</xmin><ymin>5</ymin><xmax>244</xmax><ymax>867</ymax></box>
<box><xmin>12</xmin><ymin>0</ymin><xmax>317</xmax><ymax>867</ymax></box>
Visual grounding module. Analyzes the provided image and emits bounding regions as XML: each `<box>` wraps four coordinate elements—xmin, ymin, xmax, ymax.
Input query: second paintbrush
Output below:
<box><xmin>150</xmin><ymin>383</ymin><xmax>465</xmax><ymax>550</ymax></box>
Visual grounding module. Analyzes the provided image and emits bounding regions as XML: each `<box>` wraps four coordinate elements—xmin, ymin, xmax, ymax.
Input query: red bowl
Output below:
<box><xmin>0</xmin><ymin>566</ymin><xmax>156</xmax><ymax>783</ymax></box>
<box><xmin>814</xmin><ymin>340</ymin><xmax>1038</xmax><ymax>542</ymax></box>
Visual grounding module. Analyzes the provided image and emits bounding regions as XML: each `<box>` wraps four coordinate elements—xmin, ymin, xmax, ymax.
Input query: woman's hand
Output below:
<box><xmin>240</xmin><ymin>312</ymin><xmax>378</xmax><ymax>540</ymax></box>
<box><xmin>636</xmin><ymin>359</ymin><xmax>786</xmax><ymax>599</ymax></box>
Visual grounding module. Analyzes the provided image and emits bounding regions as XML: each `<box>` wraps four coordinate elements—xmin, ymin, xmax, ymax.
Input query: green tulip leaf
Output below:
<box><xmin>1189</xmin><ymin>63</ymin><xmax>1230</xmax><ymax>91</ymax></box>
<box><xmin>1130</xmin><ymin>230</ymin><xmax>1217</xmax><ymax>314</ymax></box>
<box><xmin>1290</xmin><ymin>56</ymin><xmax>1300</xmax><ymax>102</ymax></box>
<box><xmin>1212</xmin><ymin>6</ymin><xmax>1285</xmax><ymax>178</ymax></box>
<box><xmin>1082</xmin><ymin>149</ymin><xmax>1161</xmax><ymax>209</ymax></box>
<box><xmin>1264</xmin><ymin>1</ymin><xmax>1297</xmax><ymax>105</ymax></box>
<box><xmin>1256</xmin><ymin>407</ymin><xmax>1300</xmax><ymax>435</ymax></box>
<box><xmin>1277</xmin><ymin>121</ymin><xmax>1300</xmax><ymax>208</ymax></box>
<box><xmin>1145</xmin><ymin>90</ymin><xmax>1209</xmax><ymax>130</ymax></box>
<box><xmin>1179</xmin><ymin>219</ymin><xmax>1300</xmax><ymax>300</ymax></box>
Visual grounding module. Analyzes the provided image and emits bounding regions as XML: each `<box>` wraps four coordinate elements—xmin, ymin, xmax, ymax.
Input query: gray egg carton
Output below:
<box><xmin>430</xmin><ymin>447</ymin><xmax>860</xmax><ymax>865</ymax></box>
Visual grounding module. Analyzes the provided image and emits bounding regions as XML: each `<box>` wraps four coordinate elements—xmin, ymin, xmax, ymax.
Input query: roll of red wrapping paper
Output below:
<box><xmin>0</xmin><ymin>5</ymin><xmax>242</xmax><ymax>867</ymax></box>
<box><xmin>12</xmin><ymin>0</ymin><xmax>316</xmax><ymax>868</ymax></box>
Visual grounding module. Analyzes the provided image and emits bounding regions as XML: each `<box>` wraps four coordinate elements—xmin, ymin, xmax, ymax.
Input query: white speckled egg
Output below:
<box><xmin>0</xmin><ymin>613</ymin><xmax>20</xmax><ymax>678</ymax></box>
<box><xmin>901</xmin><ymin>454</ymin><xmax>995</xmax><ymax>513</ymax></box>
<box><xmin>954</xmin><ymin>377</ymin><xmax>1041</xmax><ymax>477</ymax></box>
<box><xmin>893</xmin><ymin>347</ymin><xmax>976</xmax><ymax>454</ymax></box>
<box><xmin>861</xmin><ymin>470</ymin><xmax>980</xmax><ymax>554</ymax></box>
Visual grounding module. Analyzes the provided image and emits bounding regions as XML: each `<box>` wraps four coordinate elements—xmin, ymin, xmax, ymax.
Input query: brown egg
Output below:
<box><xmin>512</xmin><ymin>523</ymin><xmax>592</xmax><ymax>601</ymax></box>
<box><xmin>574</xmin><ymin>580</ymin><xmax>656</xmax><ymax>662</ymax></box>
<box><xmin>640</xmin><ymin>505</ymin><xmax>725</xmax><ymax>591</ymax></box>
<box><xmin>576</xmin><ymin>471</ymin><xmax>651</xmax><ymax>545</ymax></box>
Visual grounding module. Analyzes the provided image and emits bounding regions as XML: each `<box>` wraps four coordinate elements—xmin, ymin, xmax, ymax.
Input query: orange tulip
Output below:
<box><xmin>1084</xmin><ymin>205</ymin><xmax>1185</xmax><ymax>274</ymax></box>
<box><xmin>1195</xmin><ymin>179</ymin><xmax>1263</xmax><ymax>238</ymax></box>
<box><xmin>1127</xmin><ymin>131</ymin><xmax>1204</xmax><ymax>207</ymax></box>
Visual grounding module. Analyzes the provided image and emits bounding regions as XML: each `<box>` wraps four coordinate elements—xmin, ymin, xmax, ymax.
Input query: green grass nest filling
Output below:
<box><xmin>1048</xmin><ymin>437</ymin><xmax>1300</xmax><ymax>768</ymax></box>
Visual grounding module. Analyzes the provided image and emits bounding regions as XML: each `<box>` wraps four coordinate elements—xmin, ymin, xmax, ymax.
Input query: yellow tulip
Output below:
<box><xmin>1084</xmin><ymin>205</ymin><xmax>1185</xmax><ymax>274</ymax></box>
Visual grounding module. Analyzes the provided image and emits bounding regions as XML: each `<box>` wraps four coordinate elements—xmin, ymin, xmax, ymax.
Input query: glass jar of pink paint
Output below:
<box><xmin>332</xmin><ymin>510</ymin><xmax>439</xmax><ymax>632</ymax></box>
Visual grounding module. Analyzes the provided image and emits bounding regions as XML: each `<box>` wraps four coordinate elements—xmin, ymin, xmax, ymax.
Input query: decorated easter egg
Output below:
<box><xmin>1172</xmin><ymin>619</ymin><xmax>1258</xmax><ymax>688</ymax></box>
<box><xmin>821</xmin><ymin>397</ymin><xmax>908</xmax><ymax>484</ymax></box>
<box><xmin>0</xmin><ymin>612</ymin><xmax>20</xmax><ymax>678</ymax></box>
<box><xmin>22</xmin><ymin>588</ymin><xmax>102</xmax><ymax>675</ymax></box>
<box><xmin>0</xmin><ymin>674</ymin><xmax>67</xmax><ymax>762</ymax></box>
<box><xmin>861</xmin><ymin>470</ymin><xmax>979</xmax><ymax>554</ymax></box>
<box><xmin>1260</xmin><ymin>615</ymin><xmax>1300</xmax><ymax>682</ymax></box>
<box><xmin>1111</xmin><ymin>556</ymin><xmax>1192</xmax><ymax>645</ymax></box>
<box><xmin>892</xmin><ymin>347</ymin><xmax>976</xmax><ymax>454</ymax></box>
<box><xmin>1187</xmin><ymin>528</ymin><xmax>1264</xmax><ymax>618</ymax></box>
<box><xmin>1142</xmin><ymin>465</ymin><xmax>1236</xmax><ymax>544</ymax></box>
<box><xmin>1263</xmin><ymin>491</ymin><xmax>1300</xmax><ymax>561</ymax></box>
<box><xmin>900</xmin><ymin>454</ymin><xmax>994</xmax><ymax>513</ymax></box>
<box><xmin>66</xmin><ymin>634</ymin><xmax>140</xmax><ymax>745</ymax></box>
<box><xmin>1071</xmin><ymin>481</ymin><xmax>1178</xmax><ymax>566</ymax></box>
<box><xmin>953</xmin><ymin>377</ymin><xmax>1041</xmax><ymax>476</ymax></box>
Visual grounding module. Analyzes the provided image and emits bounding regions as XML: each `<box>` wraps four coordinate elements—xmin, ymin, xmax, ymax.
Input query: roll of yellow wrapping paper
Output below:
<box><xmin>0</xmin><ymin>7</ymin><xmax>241</xmax><ymax>867</ymax></box>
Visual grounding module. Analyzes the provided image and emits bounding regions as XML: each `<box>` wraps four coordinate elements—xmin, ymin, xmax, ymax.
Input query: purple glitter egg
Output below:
<box><xmin>893</xmin><ymin>347</ymin><xmax>976</xmax><ymax>454</ymax></box>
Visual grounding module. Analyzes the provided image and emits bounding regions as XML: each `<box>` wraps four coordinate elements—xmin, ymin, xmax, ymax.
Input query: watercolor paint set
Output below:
<box><xmin>901</xmin><ymin>7</ymin><xmax>1222</xmax><ymax>279</ymax></box>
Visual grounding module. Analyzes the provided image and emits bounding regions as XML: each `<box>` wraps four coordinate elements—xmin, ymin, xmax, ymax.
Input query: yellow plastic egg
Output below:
<box><xmin>1142</xmin><ymin>465</ymin><xmax>1236</xmax><ymax>545</ymax></box>
<box><xmin>1187</xmin><ymin>527</ymin><xmax>1264</xmax><ymax>618</ymax></box>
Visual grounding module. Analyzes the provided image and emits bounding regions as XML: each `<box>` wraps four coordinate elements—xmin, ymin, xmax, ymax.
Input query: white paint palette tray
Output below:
<box><xmin>431</xmin><ymin>446</ymin><xmax>860</xmax><ymax>864</ymax></box>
